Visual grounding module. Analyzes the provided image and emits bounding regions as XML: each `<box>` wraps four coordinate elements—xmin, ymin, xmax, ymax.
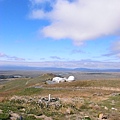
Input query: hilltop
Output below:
<box><xmin>0</xmin><ymin>71</ymin><xmax>120</xmax><ymax>120</ymax></box>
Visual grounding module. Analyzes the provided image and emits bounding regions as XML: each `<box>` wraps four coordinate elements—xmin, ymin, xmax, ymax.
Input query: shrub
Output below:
<box><xmin>0</xmin><ymin>113</ymin><xmax>9</xmax><ymax>120</ymax></box>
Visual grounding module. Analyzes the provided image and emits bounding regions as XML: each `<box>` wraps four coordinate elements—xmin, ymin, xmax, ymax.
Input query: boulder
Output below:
<box><xmin>10</xmin><ymin>113</ymin><xmax>20</xmax><ymax>120</ymax></box>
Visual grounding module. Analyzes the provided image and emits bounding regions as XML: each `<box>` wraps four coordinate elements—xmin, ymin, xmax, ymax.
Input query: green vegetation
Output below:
<box><xmin>0</xmin><ymin>73</ymin><xmax>54</xmax><ymax>93</ymax></box>
<box><xmin>0</xmin><ymin>100</ymin><xmax>68</xmax><ymax>119</ymax></box>
<box><xmin>0</xmin><ymin>93</ymin><xmax>120</xmax><ymax>119</ymax></box>
<box><xmin>100</xmin><ymin>95</ymin><xmax>120</xmax><ymax>110</ymax></box>
<box><xmin>0</xmin><ymin>78</ymin><xmax>29</xmax><ymax>92</ymax></box>
<box><xmin>0</xmin><ymin>113</ymin><xmax>9</xmax><ymax>120</ymax></box>
<box><xmin>18</xmin><ymin>88</ymin><xmax>43</xmax><ymax>96</ymax></box>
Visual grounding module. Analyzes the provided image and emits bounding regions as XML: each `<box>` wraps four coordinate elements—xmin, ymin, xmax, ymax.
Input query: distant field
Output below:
<box><xmin>0</xmin><ymin>70</ymin><xmax>45</xmax><ymax>77</ymax></box>
<box><xmin>1</xmin><ymin>70</ymin><xmax>120</xmax><ymax>79</ymax></box>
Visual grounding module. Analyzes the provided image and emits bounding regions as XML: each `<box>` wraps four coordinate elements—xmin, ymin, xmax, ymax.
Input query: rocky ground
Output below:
<box><xmin>0</xmin><ymin>86</ymin><xmax>120</xmax><ymax>120</ymax></box>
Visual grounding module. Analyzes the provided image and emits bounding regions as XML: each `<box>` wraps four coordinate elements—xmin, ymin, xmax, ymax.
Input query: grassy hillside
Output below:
<box><xmin>1</xmin><ymin>73</ymin><xmax>120</xmax><ymax>96</ymax></box>
<box><xmin>0</xmin><ymin>73</ymin><xmax>120</xmax><ymax>120</ymax></box>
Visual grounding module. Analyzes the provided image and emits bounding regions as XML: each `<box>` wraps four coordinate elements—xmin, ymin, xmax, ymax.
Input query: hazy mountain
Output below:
<box><xmin>0</xmin><ymin>65</ymin><xmax>120</xmax><ymax>72</ymax></box>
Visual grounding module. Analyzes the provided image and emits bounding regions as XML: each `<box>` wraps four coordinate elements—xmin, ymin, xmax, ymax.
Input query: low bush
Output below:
<box><xmin>0</xmin><ymin>113</ymin><xmax>9</xmax><ymax>120</ymax></box>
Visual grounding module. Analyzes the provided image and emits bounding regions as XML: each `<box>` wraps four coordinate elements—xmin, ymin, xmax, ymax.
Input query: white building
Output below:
<box><xmin>66</xmin><ymin>76</ymin><xmax>75</xmax><ymax>82</ymax></box>
<box><xmin>52</xmin><ymin>76</ymin><xmax>75</xmax><ymax>83</ymax></box>
<box><xmin>52</xmin><ymin>77</ymin><xmax>67</xmax><ymax>83</ymax></box>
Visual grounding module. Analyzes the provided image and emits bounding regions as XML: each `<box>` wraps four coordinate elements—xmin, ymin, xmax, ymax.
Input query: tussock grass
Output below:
<box><xmin>0</xmin><ymin>78</ymin><xmax>29</xmax><ymax>92</ymax></box>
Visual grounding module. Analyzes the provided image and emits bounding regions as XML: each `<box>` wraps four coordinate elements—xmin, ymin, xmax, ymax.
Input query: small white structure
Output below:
<box><xmin>52</xmin><ymin>77</ymin><xmax>66</xmax><ymax>83</ymax></box>
<box><xmin>52</xmin><ymin>76</ymin><xmax>75</xmax><ymax>83</ymax></box>
<box><xmin>48</xmin><ymin>94</ymin><xmax>51</xmax><ymax>102</ymax></box>
<box><xmin>66</xmin><ymin>76</ymin><xmax>75</xmax><ymax>82</ymax></box>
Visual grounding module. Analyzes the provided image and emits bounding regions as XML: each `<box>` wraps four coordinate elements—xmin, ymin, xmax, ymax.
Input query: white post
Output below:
<box><xmin>48</xmin><ymin>94</ymin><xmax>51</xmax><ymax>102</ymax></box>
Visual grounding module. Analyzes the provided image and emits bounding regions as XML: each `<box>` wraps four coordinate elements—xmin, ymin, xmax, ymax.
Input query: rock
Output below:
<box><xmin>104</xmin><ymin>106</ymin><xmax>108</xmax><ymax>110</ymax></box>
<box><xmin>10</xmin><ymin>113</ymin><xmax>20</xmax><ymax>120</ymax></box>
<box><xmin>10</xmin><ymin>117</ymin><xmax>16</xmax><ymax>120</ymax></box>
<box><xmin>21</xmin><ymin>108</ymin><xmax>26</xmax><ymax>112</ymax></box>
<box><xmin>93</xmin><ymin>93</ymin><xmax>103</xmax><ymax>96</ymax></box>
<box><xmin>111</xmin><ymin>100</ymin><xmax>115</xmax><ymax>105</ymax></box>
<box><xmin>66</xmin><ymin>108</ymin><xmax>71</xmax><ymax>114</ymax></box>
<box><xmin>93</xmin><ymin>104</ymin><xmax>100</xmax><ymax>110</ymax></box>
<box><xmin>98</xmin><ymin>113</ymin><xmax>109</xmax><ymax>120</ymax></box>
<box><xmin>110</xmin><ymin>93</ymin><xmax>120</xmax><ymax>96</ymax></box>
<box><xmin>98</xmin><ymin>113</ymin><xmax>104</xmax><ymax>119</ymax></box>
<box><xmin>102</xmin><ymin>114</ymin><xmax>108</xmax><ymax>119</ymax></box>
<box><xmin>0</xmin><ymin>109</ymin><xmax>3</xmax><ymax>114</ymax></box>
<box><xmin>44</xmin><ymin>116</ymin><xmax>53</xmax><ymax>120</ymax></box>
<box><xmin>34</xmin><ymin>114</ymin><xmax>46</xmax><ymax>119</ymax></box>
<box><xmin>111</xmin><ymin>107</ymin><xmax>117</xmax><ymax>111</ymax></box>
<box><xmin>34</xmin><ymin>115</ymin><xmax>52</xmax><ymax>120</ymax></box>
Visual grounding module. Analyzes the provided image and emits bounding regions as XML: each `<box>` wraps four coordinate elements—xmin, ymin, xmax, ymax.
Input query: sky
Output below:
<box><xmin>0</xmin><ymin>0</ymin><xmax>120</xmax><ymax>69</ymax></box>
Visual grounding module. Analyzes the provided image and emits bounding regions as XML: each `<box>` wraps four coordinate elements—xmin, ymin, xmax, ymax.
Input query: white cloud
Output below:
<box><xmin>0</xmin><ymin>52</ymin><xmax>8</xmax><ymax>57</ymax></box>
<box><xmin>103</xmin><ymin>40</ymin><xmax>120</xmax><ymax>58</ymax></box>
<box><xmin>0</xmin><ymin>52</ymin><xmax>25</xmax><ymax>61</ymax></box>
<box><xmin>30</xmin><ymin>10</ymin><xmax>46</xmax><ymax>19</ymax></box>
<box><xmin>71</xmin><ymin>49</ymin><xmax>84</xmax><ymax>54</ymax></box>
<box><xmin>50</xmin><ymin>56</ymin><xmax>62</xmax><ymax>60</ymax></box>
<box><xmin>30</xmin><ymin>0</ymin><xmax>120</xmax><ymax>45</ymax></box>
<box><xmin>111</xmin><ymin>40</ymin><xmax>120</xmax><ymax>57</ymax></box>
<box><xmin>1</xmin><ymin>60</ymin><xmax>120</xmax><ymax>69</ymax></box>
<box><xmin>112</xmin><ymin>40</ymin><xmax>120</xmax><ymax>52</ymax></box>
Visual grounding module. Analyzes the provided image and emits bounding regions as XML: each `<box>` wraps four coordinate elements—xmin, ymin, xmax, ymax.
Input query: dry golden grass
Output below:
<box><xmin>44</xmin><ymin>79</ymin><xmax>120</xmax><ymax>88</ymax></box>
<box><xmin>0</xmin><ymin>74</ymin><xmax>120</xmax><ymax>101</ymax></box>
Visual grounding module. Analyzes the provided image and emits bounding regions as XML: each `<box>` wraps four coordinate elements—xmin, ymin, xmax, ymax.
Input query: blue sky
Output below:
<box><xmin>0</xmin><ymin>0</ymin><xmax>120</xmax><ymax>68</ymax></box>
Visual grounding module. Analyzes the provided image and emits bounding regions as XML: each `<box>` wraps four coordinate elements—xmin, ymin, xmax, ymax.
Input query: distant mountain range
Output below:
<box><xmin>0</xmin><ymin>65</ymin><xmax>120</xmax><ymax>72</ymax></box>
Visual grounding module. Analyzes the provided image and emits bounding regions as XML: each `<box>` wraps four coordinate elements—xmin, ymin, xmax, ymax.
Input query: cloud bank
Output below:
<box><xmin>0</xmin><ymin>52</ymin><xmax>25</xmax><ymax>61</ymax></box>
<box><xmin>30</xmin><ymin>0</ymin><xmax>120</xmax><ymax>45</ymax></box>
<box><xmin>1</xmin><ymin>60</ymin><xmax>120</xmax><ymax>69</ymax></box>
<box><xmin>103</xmin><ymin>40</ymin><xmax>120</xmax><ymax>58</ymax></box>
